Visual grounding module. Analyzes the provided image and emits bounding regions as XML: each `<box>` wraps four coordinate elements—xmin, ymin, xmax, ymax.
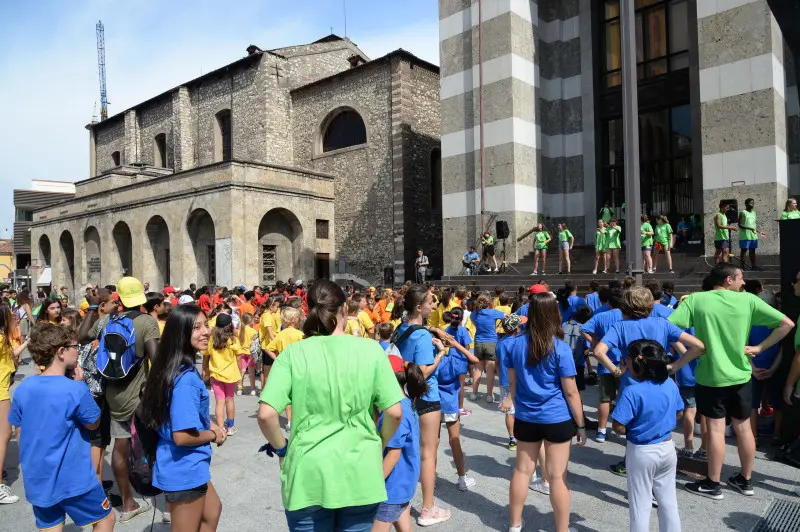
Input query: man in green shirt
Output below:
<box><xmin>782</xmin><ymin>269</ymin><xmax>800</xmax><ymax>407</ymax></box>
<box><xmin>713</xmin><ymin>201</ymin><xmax>738</xmax><ymax>265</ymax></box>
<box><xmin>669</xmin><ymin>263</ymin><xmax>793</xmax><ymax>500</ymax></box>
<box><xmin>738</xmin><ymin>198</ymin><xmax>767</xmax><ymax>271</ymax></box>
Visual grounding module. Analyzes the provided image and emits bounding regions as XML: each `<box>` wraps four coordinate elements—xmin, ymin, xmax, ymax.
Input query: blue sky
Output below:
<box><xmin>0</xmin><ymin>0</ymin><xmax>440</xmax><ymax>239</ymax></box>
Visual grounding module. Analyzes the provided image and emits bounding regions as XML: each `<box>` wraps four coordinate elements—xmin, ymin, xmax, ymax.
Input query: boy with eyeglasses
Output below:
<box><xmin>8</xmin><ymin>323</ymin><xmax>115</xmax><ymax>531</ymax></box>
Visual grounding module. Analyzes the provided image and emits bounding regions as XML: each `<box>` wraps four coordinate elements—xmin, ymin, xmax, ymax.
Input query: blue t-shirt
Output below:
<box><xmin>8</xmin><ymin>375</ymin><xmax>100</xmax><ymax>507</ymax></box>
<box><xmin>382</xmin><ymin>397</ymin><xmax>420</xmax><ymax>504</ymax></box>
<box><xmin>514</xmin><ymin>303</ymin><xmax>529</xmax><ymax>317</ymax></box>
<box><xmin>580</xmin><ymin>309</ymin><xmax>623</xmax><ymax>375</ymax></box>
<box><xmin>378</xmin><ymin>340</ymin><xmax>391</xmax><ymax>351</ymax></box>
<box><xmin>154</xmin><ymin>368</ymin><xmax>212</xmax><ymax>492</ymax></box>
<box><xmin>748</xmin><ymin>326</ymin><xmax>781</xmax><ymax>369</ymax></box>
<box><xmin>496</xmin><ymin>334</ymin><xmax>518</xmax><ymax>387</ymax></box>
<box><xmin>600</xmin><ymin>317</ymin><xmax>684</xmax><ymax>365</ymax></box>
<box><xmin>464</xmin><ymin>251</ymin><xmax>480</xmax><ymax>263</ymax></box>
<box><xmin>586</xmin><ymin>293</ymin><xmax>602</xmax><ymax>312</ymax></box>
<box><xmin>594</xmin><ymin>304</ymin><xmax>611</xmax><ymax>315</ymax></box>
<box><xmin>437</xmin><ymin>326</ymin><xmax>472</xmax><ymax>413</ymax></box>
<box><xmin>471</xmin><ymin>308</ymin><xmax>506</xmax><ymax>343</ymax></box>
<box><xmin>395</xmin><ymin>324</ymin><xmax>439</xmax><ymax>402</ymax></box>
<box><xmin>503</xmin><ymin>335</ymin><xmax>577</xmax><ymax>424</ymax></box>
<box><xmin>650</xmin><ymin>305</ymin><xmax>674</xmax><ymax>319</ymax></box>
<box><xmin>661</xmin><ymin>295</ymin><xmax>678</xmax><ymax>309</ymax></box>
<box><xmin>675</xmin><ymin>327</ymin><xmax>698</xmax><ymax>387</ymax></box>
<box><xmin>612</xmin><ymin>378</ymin><xmax>684</xmax><ymax>445</ymax></box>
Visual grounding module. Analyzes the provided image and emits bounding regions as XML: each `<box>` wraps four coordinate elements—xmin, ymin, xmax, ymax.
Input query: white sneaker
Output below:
<box><xmin>509</xmin><ymin>520</ymin><xmax>524</xmax><ymax>532</ymax></box>
<box><xmin>250</xmin><ymin>390</ymin><xmax>256</xmax><ymax>396</ymax></box>
<box><xmin>457</xmin><ymin>475</ymin><xmax>476</xmax><ymax>491</ymax></box>
<box><xmin>530</xmin><ymin>478</ymin><xmax>550</xmax><ymax>495</ymax></box>
<box><xmin>0</xmin><ymin>484</ymin><xmax>19</xmax><ymax>504</ymax></box>
<box><xmin>486</xmin><ymin>394</ymin><xmax>495</xmax><ymax>404</ymax></box>
<box><xmin>118</xmin><ymin>499</ymin><xmax>152</xmax><ymax>523</ymax></box>
<box><xmin>417</xmin><ymin>505</ymin><xmax>452</xmax><ymax>526</ymax></box>
<box><xmin>469</xmin><ymin>392</ymin><xmax>478</xmax><ymax>401</ymax></box>
<box><xmin>592</xmin><ymin>270</ymin><xmax>597</xmax><ymax>275</ymax></box>
<box><xmin>162</xmin><ymin>512</ymin><xmax>172</xmax><ymax>524</ymax></box>
<box><xmin>236</xmin><ymin>389</ymin><xmax>243</xmax><ymax>396</ymax></box>
<box><xmin>286</xmin><ymin>421</ymin><xmax>291</xmax><ymax>432</ymax></box>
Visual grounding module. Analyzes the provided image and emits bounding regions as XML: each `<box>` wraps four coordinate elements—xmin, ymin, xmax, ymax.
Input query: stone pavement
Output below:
<box><xmin>3</xmin><ymin>362</ymin><xmax>799</xmax><ymax>531</ymax></box>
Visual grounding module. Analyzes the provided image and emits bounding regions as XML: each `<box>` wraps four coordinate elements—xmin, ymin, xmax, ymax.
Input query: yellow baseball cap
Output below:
<box><xmin>118</xmin><ymin>277</ymin><xmax>147</xmax><ymax>308</ymax></box>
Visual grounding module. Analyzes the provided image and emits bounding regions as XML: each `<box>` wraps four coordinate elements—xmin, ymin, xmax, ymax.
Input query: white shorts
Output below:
<box><xmin>500</xmin><ymin>385</ymin><xmax>515</xmax><ymax>415</ymax></box>
<box><xmin>442</xmin><ymin>412</ymin><xmax>460</xmax><ymax>423</ymax></box>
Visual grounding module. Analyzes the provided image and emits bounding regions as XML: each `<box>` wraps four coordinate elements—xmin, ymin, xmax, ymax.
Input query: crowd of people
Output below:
<box><xmin>0</xmin><ymin>263</ymin><xmax>799</xmax><ymax>531</ymax></box>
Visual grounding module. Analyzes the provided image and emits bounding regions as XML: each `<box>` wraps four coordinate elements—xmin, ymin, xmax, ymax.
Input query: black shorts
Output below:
<box><xmin>696</xmin><ymin>380</ymin><xmax>752</xmax><ymax>420</ymax></box>
<box><xmin>89</xmin><ymin>397</ymin><xmax>111</xmax><ymax>448</ymax></box>
<box><xmin>575</xmin><ymin>365</ymin><xmax>586</xmax><ymax>392</ymax></box>
<box><xmin>262</xmin><ymin>352</ymin><xmax>274</xmax><ymax>366</ymax></box>
<box><xmin>415</xmin><ymin>399</ymin><xmax>441</xmax><ymax>416</ymax></box>
<box><xmin>163</xmin><ymin>483</ymin><xmax>208</xmax><ymax>504</ymax></box>
<box><xmin>714</xmin><ymin>240</ymin><xmax>730</xmax><ymax>250</ymax></box>
<box><xmin>484</xmin><ymin>245</ymin><xmax>495</xmax><ymax>257</ymax></box>
<box><xmin>514</xmin><ymin>418</ymin><xmax>576</xmax><ymax>443</ymax></box>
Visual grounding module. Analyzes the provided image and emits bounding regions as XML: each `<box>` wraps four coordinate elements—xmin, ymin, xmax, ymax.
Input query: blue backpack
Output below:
<box><xmin>96</xmin><ymin>311</ymin><xmax>141</xmax><ymax>380</ymax></box>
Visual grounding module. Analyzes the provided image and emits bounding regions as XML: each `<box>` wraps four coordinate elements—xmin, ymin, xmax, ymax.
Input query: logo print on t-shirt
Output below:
<box><xmin>102</xmin><ymin>497</ymin><xmax>111</xmax><ymax>511</ymax></box>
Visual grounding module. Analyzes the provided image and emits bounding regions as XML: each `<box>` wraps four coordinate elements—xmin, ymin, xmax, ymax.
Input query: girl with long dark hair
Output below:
<box><xmin>36</xmin><ymin>298</ymin><xmax>61</xmax><ymax>324</ymax></box>
<box><xmin>0</xmin><ymin>304</ymin><xmax>27</xmax><ymax>504</ymax></box>
<box><xmin>139</xmin><ymin>304</ymin><xmax>225</xmax><ymax>532</ymax></box>
<box><xmin>257</xmin><ymin>280</ymin><xmax>404</xmax><ymax>532</ymax></box>
<box><xmin>500</xmin><ymin>293</ymin><xmax>586</xmax><ymax>532</ymax></box>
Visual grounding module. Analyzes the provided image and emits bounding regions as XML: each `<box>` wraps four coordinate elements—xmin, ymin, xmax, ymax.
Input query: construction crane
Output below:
<box><xmin>96</xmin><ymin>20</ymin><xmax>109</xmax><ymax>120</ymax></box>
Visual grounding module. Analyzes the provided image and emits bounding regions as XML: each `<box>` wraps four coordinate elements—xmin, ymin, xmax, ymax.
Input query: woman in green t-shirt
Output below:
<box><xmin>557</xmin><ymin>222</ymin><xmax>574</xmax><ymax>275</ymax></box>
<box><xmin>258</xmin><ymin>280</ymin><xmax>406</xmax><ymax>528</ymax></box>
<box><xmin>640</xmin><ymin>215</ymin><xmax>655</xmax><ymax>273</ymax></box>
<box><xmin>593</xmin><ymin>220</ymin><xmax>608</xmax><ymax>275</ymax></box>
<box><xmin>782</xmin><ymin>198</ymin><xmax>800</xmax><ymax>220</ymax></box>
<box><xmin>606</xmin><ymin>219</ymin><xmax>622</xmax><ymax>273</ymax></box>
<box><xmin>652</xmin><ymin>215</ymin><xmax>674</xmax><ymax>273</ymax></box>
<box><xmin>531</xmin><ymin>223</ymin><xmax>551</xmax><ymax>275</ymax></box>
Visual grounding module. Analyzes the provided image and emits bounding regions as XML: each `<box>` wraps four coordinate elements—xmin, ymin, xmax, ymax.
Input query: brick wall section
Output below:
<box><xmin>136</xmin><ymin>95</ymin><xmax>173</xmax><ymax>167</ymax></box>
<box><xmin>123</xmin><ymin>110</ymin><xmax>141</xmax><ymax>165</ymax></box>
<box><xmin>172</xmin><ymin>87</ymin><xmax>194</xmax><ymax>172</ymax></box>
<box><xmin>271</xmin><ymin>38</ymin><xmax>369</xmax><ymax>89</ymax></box>
<box><xmin>94</xmin><ymin>117</ymin><xmax>124</xmax><ymax>173</ymax></box>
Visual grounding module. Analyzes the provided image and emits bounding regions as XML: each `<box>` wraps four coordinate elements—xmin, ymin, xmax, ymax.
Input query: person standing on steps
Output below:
<box><xmin>713</xmin><ymin>202</ymin><xmax>738</xmax><ymax>265</ymax></box>
<box><xmin>415</xmin><ymin>249</ymin><xmax>429</xmax><ymax>284</ymax></box>
<box><xmin>781</xmin><ymin>198</ymin><xmax>799</xmax><ymax>220</ymax></box>
<box><xmin>556</xmin><ymin>223</ymin><xmax>574</xmax><ymax>275</ymax></box>
<box><xmin>606</xmin><ymin>219</ymin><xmax>622</xmax><ymax>274</ymax></box>
<box><xmin>640</xmin><ymin>216</ymin><xmax>655</xmax><ymax>274</ymax></box>
<box><xmin>738</xmin><ymin>198</ymin><xmax>767</xmax><ymax>271</ymax></box>
<box><xmin>599</xmin><ymin>201</ymin><xmax>615</xmax><ymax>224</ymax></box>
<box><xmin>531</xmin><ymin>224</ymin><xmax>551</xmax><ymax>276</ymax></box>
<box><xmin>593</xmin><ymin>220</ymin><xmax>608</xmax><ymax>275</ymax></box>
<box><xmin>481</xmin><ymin>231</ymin><xmax>499</xmax><ymax>273</ymax></box>
<box><xmin>668</xmin><ymin>263</ymin><xmax>794</xmax><ymax>501</ymax></box>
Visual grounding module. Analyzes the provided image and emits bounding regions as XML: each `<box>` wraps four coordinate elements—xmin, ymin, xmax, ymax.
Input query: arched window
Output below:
<box><xmin>214</xmin><ymin>109</ymin><xmax>232</xmax><ymax>162</ymax></box>
<box><xmin>154</xmin><ymin>133</ymin><xmax>167</xmax><ymax>168</ymax></box>
<box><xmin>111</xmin><ymin>151</ymin><xmax>121</xmax><ymax>166</ymax></box>
<box><xmin>322</xmin><ymin>109</ymin><xmax>366</xmax><ymax>153</ymax></box>
<box><xmin>430</xmin><ymin>148</ymin><xmax>442</xmax><ymax>211</ymax></box>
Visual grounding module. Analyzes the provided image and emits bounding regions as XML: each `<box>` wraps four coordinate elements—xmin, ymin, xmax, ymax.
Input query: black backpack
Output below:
<box><xmin>128</xmin><ymin>407</ymin><xmax>162</xmax><ymax>497</ymax></box>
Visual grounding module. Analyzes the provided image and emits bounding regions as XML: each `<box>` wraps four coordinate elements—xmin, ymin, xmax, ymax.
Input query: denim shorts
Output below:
<box><xmin>164</xmin><ymin>483</ymin><xmax>208</xmax><ymax>504</ymax></box>
<box><xmin>679</xmin><ymin>386</ymin><xmax>696</xmax><ymax>409</ymax></box>
<box><xmin>285</xmin><ymin>504</ymin><xmax>379</xmax><ymax>532</ymax></box>
<box><xmin>375</xmin><ymin>501</ymin><xmax>409</xmax><ymax>523</ymax></box>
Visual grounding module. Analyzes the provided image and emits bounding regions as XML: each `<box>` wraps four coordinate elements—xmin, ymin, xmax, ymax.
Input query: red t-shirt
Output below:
<box><xmin>198</xmin><ymin>294</ymin><xmax>211</xmax><ymax>313</ymax></box>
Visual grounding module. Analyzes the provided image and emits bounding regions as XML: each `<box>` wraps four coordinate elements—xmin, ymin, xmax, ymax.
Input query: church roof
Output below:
<box><xmin>312</xmin><ymin>34</ymin><xmax>345</xmax><ymax>44</ymax></box>
<box><xmin>291</xmin><ymin>49</ymin><xmax>439</xmax><ymax>93</ymax></box>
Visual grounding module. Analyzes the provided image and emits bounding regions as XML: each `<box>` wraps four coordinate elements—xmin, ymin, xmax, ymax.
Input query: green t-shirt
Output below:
<box><xmin>558</xmin><ymin>229</ymin><xmax>573</xmax><ymax>243</ymax></box>
<box><xmin>606</xmin><ymin>226</ymin><xmax>621</xmax><ymax>249</ymax></box>
<box><xmin>600</xmin><ymin>207</ymin><xmax>614</xmax><ymax>223</ymax></box>
<box><xmin>669</xmin><ymin>290</ymin><xmax>786</xmax><ymax>387</ymax></box>
<box><xmin>259</xmin><ymin>335</ymin><xmax>404</xmax><ymax>511</ymax></box>
<box><xmin>534</xmin><ymin>232</ymin><xmax>550</xmax><ymax>250</ymax></box>
<box><xmin>595</xmin><ymin>228</ymin><xmax>607</xmax><ymax>250</ymax></box>
<box><xmin>714</xmin><ymin>212</ymin><xmax>729</xmax><ymax>241</ymax></box>
<box><xmin>655</xmin><ymin>223</ymin><xmax>673</xmax><ymax>245</ymax></box>
<box><xmin>640</xmin><ymin>223</ymin><xmax>654</xmax><ymax>247</ymax></box>
<box><xmin>782</xmin><ymin>210</ymin><xmax>800</xmax><ymax>220</ymax></box>
<box><xmin>739</xmin><ymin>210</ymin><xmax>757</xmax><ymax>241</ymax></box>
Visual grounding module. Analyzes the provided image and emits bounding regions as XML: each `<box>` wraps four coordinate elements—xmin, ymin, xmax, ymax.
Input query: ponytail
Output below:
<box><xmin>395</xmin><ymin>361</ymin><xmax>429</xmax><ymax>405</ymax></box>
<box><xmin>627</xmin><ymin>339</ymin><xmax>670</xmax><ymax>384</ymax></box>
<box><xmin>303</xmin><ymin>279</ymin><xmax>346</xmax><ymax>337</ymax></box>
<box><xmin>555</xmin><ymin>287</ymin><xmax>570</xmax><ymax>311</ymax></box>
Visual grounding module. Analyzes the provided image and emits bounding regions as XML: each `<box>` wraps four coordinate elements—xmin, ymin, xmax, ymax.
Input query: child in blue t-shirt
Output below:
<box><xmin>377</xmin><ymin>322</ymin><xmax>401</xmax><ymax>357</ymax></box>
<box><xmin>374</xmin><ymin>355</ymin><xmax>424</xmax><ymax>531</ymax></box>
<box><xmin>438</xmin><ymin>309</ymin><xmax>480</xmax><ymax>491</ymax></box>
<box><xmin>497</xmin><ymin>314</ymin><xmax>528</xmax><ymax>450</ymax></box>
<box><xmin>673</xmin><ymin>325</ymin><xmax>707</xmax><ymax>460</ymax></box>
<box><xmin>612</xmin><ymin>339</ymin><xmax>684</xmax><ymax>532</ymax></box>
<box><xmin>8</xmin><ymin>323</ymin><xmax>115</xmax><ymax>531</ymax></box>
<box><xmin>748</xmin><ymin>325</ymin><xmax>783</xmax><ymax>444</ymax></box>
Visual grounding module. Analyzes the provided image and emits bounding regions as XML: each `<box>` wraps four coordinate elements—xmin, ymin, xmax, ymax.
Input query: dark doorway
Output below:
<box><xmin>315</xmin><ymin>253</ymin><xmax>330</xmax><ymax>280</ymax></box>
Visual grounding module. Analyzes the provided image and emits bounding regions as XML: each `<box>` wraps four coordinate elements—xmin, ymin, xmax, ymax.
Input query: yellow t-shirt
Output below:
<box><xmin>202</xmin><ymin>338</ymin><xmax>248</xmax><ymax>383</ymax></box>
<box><xmin>0</xmin><ymin>335</ymin><xmax>15</xmax><ymax>401</ymax></box>
<box><xmin>390</xmin><ymin>318</ymin><xmax>402</xmax><ymax>331</ymax></box>
<box><xmin>465</xmin><ymin>317</ymin><xmax>476</xmax><ymax>349</ymax></box>
<box><xmin>266</xmin><ymin>327</ymin><xmax>304</xmax><ymax>355</ymax></box>
<box><xmin>259</xmin><ymin>311</ymin><xmax>282</xmax><ymax>349</ymax></box>
<box><xmin>240</xmin><ymin>326</ymin><xmax>258</xmax><ymax>352</ymax></box>
<box><xmin>357</xmin><ymin>311</ymin><xmax>375</xmax><ymax>337</ymax></box>
<box><xmin>493</xmin><ymin>297</ymin><xmax>502</xmax><ymax>309</ymax></box>
<box><xmin>158</xmin><ymin>321</ymin><xmax>165</xmax><ymax>334</ymax></box>
<box><xmin>345</xmin><ymin>317</ymin><xmax>364</xmax><ymax>336</ymax></box>
<box><xmin>495</xmin><ymin>305</ymin><xmax>512</xmax><ymax>315</ymax></box>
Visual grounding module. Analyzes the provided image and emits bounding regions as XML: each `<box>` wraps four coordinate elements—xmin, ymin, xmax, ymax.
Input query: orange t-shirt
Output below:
<box><xmin>239</xmin><ymin>301</ymin><xmax>256</xmax><ymax>317</ymax></box>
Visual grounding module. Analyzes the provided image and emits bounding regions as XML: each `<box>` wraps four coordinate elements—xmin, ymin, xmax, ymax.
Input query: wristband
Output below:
<box><xmin>274</xmin><ymin>442</ymin><xmax>289</xmax><ymax>457</ymax></box>
<box><xmin>88</xmin><ymin>305</ymin><xmax>99</xmax><ymax>310</ymax></box>
<box><xmin>576</xmin><ymin>426</ymin><xmax>586</xmax><ymax>430</ymax></box>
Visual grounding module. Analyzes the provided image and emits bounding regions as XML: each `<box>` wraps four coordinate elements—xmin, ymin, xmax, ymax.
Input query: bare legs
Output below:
<box><xmin>705</xmin><ymin>416</ymin><xmax>754</xmax><ymax>482</ymax></box>
<box><xmin>170</xmin><ymin>482</ymin><xmax>222</xmax><ymax>532</ymax></box>
<box><xmin>0</xmin><ymin>401</ymin><xmax>11</xmax><ymax>486</ymax></box>
<box><xmin>509</xmin><ymin>440</ymin><xmax>572</xmax><ymax>532</ymax></box>
<box><xmin>642</xmin><ymin>249</ymin><xmax>653</xmax><ymax>272</ymax></box>
<box><xmin>111</xmin><ymin>438</ymin><xmax>137</xmax><ymax>513</ymax></box>
<box><xmin>471</xmin><ymin>360</ymin><xmax>496</xmax><ymax>399</ymax></box>
<box><xmin>419</xmin><ymin>410</ymin><xmax>442</xmax><ymax>509</ymax></box>
<box><xmin>559</xmin><ymin>249</ymin><xmax>571</xmax><ymax>274</ymax></box>
<box><xmin>610</xmin><ymin>249</ymin><xmax>620</xmax><ymax>272</ymax></box>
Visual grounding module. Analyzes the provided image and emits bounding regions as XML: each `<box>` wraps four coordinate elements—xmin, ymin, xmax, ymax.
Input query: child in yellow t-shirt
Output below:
<box><xmin>202</xmin><ymin>313</ymin><xmax>248</xmax><ymax>435</ymax></box>
<box><xmin>237</xmin><ymin>312</ymin><xmax>259</xmax><ymax>396</ymax></box>
<box><xmin>353</xmin><ymin>294</ymin><xmax>375</xmax><ymax>338</ymax></box>
<box><xmin>264</xmin><ymin>306</ymin><xmax>304</xmax><ymax>431</ymax></box>
<box><xmin>259</xmin><ymin>297</ymin><xmax>282</xmax><ymax>350</ymax></box>
<box><xmin>494</xmin><ymin>293</ymin><xmax>512</xmax><ymax>334</ymax></box>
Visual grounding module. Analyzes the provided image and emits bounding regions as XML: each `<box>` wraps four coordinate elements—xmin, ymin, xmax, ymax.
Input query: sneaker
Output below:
<box><xmin>417</xmin><ymin>505</ymin><xmax>452</xmax><ymax>526</ymax></box>
<box><xmin>693</xmin><ymin>449</ymin><xmax>708</xmax><ymax>461</ymax></box>
<box><xmin>669</xmin><ymin>269</ymin><xmax>675</xmax><ymax>274</ymax></box>
<box><xmin>531</xmin><ymin>271</ymin><xmax>538</xmax><ymax>276</ymax></box>
<box><xmin>250</xmin><ymin>390</ymin><xmax>257</xmax><ymax>396</ymax></box>
<box><xmin>677</xmin><ymin>448</ymin><xmax>694</xmax><ymax>459</ymax></box>
<box><xmin>530</xmin><ymin>478</ymin><xmax>550</xmax><ymax>495</ymax></box>
<box><xmin>509</xmin><ymin>520</ymin><xmax>524</xmax><ymax>532</ymax></box>
<box><xmin>595</xmin><ymin>431</ymin><xmax>607</xmax><ymax>443</ymax></box>
<box><xmin>457</xmin><ymin>476</ymin><xmax>476</xmax><ymax>491</ymax></box>
<box><xmin>592</xmin><ymin>270</ymin><xmax>597</xmax><ymax>275</ymax></box>
<box><xmin>162</xmin><ymin>512</ymin><xmax>172</xmax><ymax>524</ymax></box>
<box><xmin>726</xmin><ymin>473</ymin><xmax>755</xmax><ymax>496</ymax></box>
<box><xmin>685</xmin><ymin>478</ymin><xmax>723</xmax><ymax>500</ymax></box>
<box><xmin>508</xmin><ymin>438</ymin><xmax>517</xmax><ymax>450</ymax></box>
<box><xmin>236</xmin><ymin>389</ymin><xmax>243</xmax><ymax>396</ymax></box>
<box><xmin>286</xmin><ymin>421</ymin><xmax>291</xmax><ymax>432</ymax></box>
<box><xmin>469</xmin><ymin>392</ymin><xmax>478</xmax><ymax>401</ymax></box>
<box><xmin>459</xmin><ymin>408</ymin><xmax>472</xmax><ymax>417</ymax></box>
<box><xmin>486</xmin><ymin>395</ymin><xmax>495</xmax><ymax>404</ymax></box>
<box><xmin>541</xmin><ymin>272</ymin><xmax>546</xmax><ymax>276</ymax></box>
<box><xmin>610</xmin><ymin>461</ymin><xmax>626</xmax><ymax>476</ymax></box>
<box><xmin>0</xmin><ymin>484</ymin><xmax>19</xmax><ymax>504</ymax></box>
<box><xmin>226</xmin><ymin>426</ymin><xmax>239</xmax><ymax>436</ymax></box>
<box><xmin>119</xmin><ymin>499</ymin><xmax>152</xmax><ymax>523</ymax></box>
<box><xmin>759</xmin><ymin>407</ymin><xmax>774</xmax><ymax>416</ymax></box>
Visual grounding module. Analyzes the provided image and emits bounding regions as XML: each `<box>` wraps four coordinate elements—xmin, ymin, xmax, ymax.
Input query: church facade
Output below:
<box><xmin>30</xmin><ymin>36</ymin><xmax>442</xmax><ymax>294</ymax></box>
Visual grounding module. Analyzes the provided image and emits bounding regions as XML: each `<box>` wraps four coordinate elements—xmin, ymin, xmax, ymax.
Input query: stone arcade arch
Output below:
<box><xmin>187</xmin><ymin>209</ymin><xmax>216</xmax><ymax>286</ymax></box>
<box><xmin>257</xmin><ymin>208</ymin><xmax>303</xmax><ymax>285</ymax></box>
<box><xmin>59</xmin><ymin>230</ymin><xmax>76</xmax><ymax>293</ymax></box>
<box><xmin>112</xmin><ymin>221</ymin><xmax>133</xmax><ymax>277</ymax></box>
<box><xmin>83</xmin><ymin>226</ymin><xmax>102</xmax><ymax>286</ymax></box>
<box><xmin>145</xmin><ymin>216</ymin><xmax>170</xmax><ymax>288</ymax></box>
<box><xmin>38</xmin><ymin>234</ymin><xmax>52</xmax><ymax>266</ymax></box>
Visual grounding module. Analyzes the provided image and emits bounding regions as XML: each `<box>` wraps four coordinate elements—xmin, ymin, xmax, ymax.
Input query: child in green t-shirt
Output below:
<box><xmin>557</xmin><ymin>223</ymin><xmax>574</xmax><ymax>275</ymax></box>
<box><xmin>641</xmin><ymin>215</ymin><xmax>655</xmax><ymax>273</ymax></box>
<box><xmin>653</xmin><ymin>215</ymin><xmax>674</xmax><ymax>273</ymax></box>
<box><xmin>593</xmin><ymin>220</ymin><xmax>609</xmax><ymax>275</ymax></box>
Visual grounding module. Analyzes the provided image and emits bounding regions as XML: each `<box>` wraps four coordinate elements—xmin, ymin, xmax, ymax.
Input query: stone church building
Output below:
<box><xmin>31</xmin><ymin>35</ymin><xmax>442</xmax><ymax>294</ymax></box>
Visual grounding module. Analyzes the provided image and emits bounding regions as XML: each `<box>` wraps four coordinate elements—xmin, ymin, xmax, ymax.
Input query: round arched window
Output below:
<box><xmin>322</xmin><ymin>109</ymin><xmax>367</xmax><ymax>153</ymax></box>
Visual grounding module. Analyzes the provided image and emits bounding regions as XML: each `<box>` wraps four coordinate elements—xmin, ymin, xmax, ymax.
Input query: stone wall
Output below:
<box><xmin>290</xmin><ymin>61</ymin><xmax>395</xmax><ymax>284</ymax></box>
<box><xmin>94</xmin><ymin>117</ymin><xmax>125</xmax><ymax>173</ymax></box>
<box><xmin>272</xmin><ymin>38</ymin><xmax>369</xmax><ymax>89</ymax></box>
<box><xmin>136</xmin><ymin>95</ymin><xmax>174</xmax><ymax>167</ymax></box>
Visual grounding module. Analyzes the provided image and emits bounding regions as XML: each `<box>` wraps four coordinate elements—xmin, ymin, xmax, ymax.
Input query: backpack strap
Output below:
<box><xmin>390</xmin><ymin>324</ymin><xmax>426</xmax><ymax>348</ymax></box>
